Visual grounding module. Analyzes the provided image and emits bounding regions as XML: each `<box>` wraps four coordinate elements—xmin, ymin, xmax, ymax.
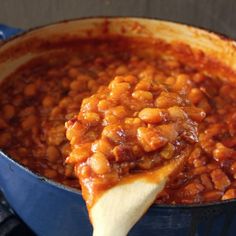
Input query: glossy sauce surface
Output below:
<box><xmin>1</xmin><ymin>38</ymin><xmax>236</xmax><ymax>204</ymax></box>
<box><xmin>65</xmin><ymin>73</ymin><xmax>203</xmax><ymax>206</ymax></box>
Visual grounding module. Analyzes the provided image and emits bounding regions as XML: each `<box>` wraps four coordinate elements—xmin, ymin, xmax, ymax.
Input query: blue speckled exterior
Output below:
<box><xmin>0</xmin><ymin>25</ymin><xmax>236</xmax><ymax>236</ymax></box>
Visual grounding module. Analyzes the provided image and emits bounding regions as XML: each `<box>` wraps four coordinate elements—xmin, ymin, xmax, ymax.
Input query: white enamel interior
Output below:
<box><xmin>0</xmin><ymin>17</ymin><xmax>236</xmax><ymax>83</ymax></box>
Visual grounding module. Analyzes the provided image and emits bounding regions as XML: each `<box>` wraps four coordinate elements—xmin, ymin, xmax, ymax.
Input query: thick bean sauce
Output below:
<box><xmin>65</xmin><ymin>73</ymin><xmax>204</xmax><ymax>204</ymax></box>
<box><xmin>1</xmin><ymin>38</ymin><xmax>236</xmax><ymax>204</ymax></box>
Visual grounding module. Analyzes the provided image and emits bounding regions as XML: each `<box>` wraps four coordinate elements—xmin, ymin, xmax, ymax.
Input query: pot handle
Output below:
<box><xmin>0</xmin><ymin>24</ymin><xmax>23</xmax><ymax>40</ymax></box>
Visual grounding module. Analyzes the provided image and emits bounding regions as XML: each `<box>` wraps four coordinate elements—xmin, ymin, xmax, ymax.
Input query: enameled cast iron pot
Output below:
<box><xmin>1</xmin><ymin>18</ymin><xmax>236</xmax><ymax>236</ymax></box>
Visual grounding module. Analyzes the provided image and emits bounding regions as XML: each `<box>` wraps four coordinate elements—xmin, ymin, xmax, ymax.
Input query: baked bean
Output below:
<box><xmin>42</xmin><ymin>96</ymin><xmax>55</xmax><ymax>108</ymax></box>
<box><xmin>102</xmin><ymin>125</ymin><xmax>125</xmax><ymax>143</ymax></box>
<box><xmin>21</xmin><ymin>115</ymin><xmax>37</xmax><ymax>130</ymax></box>
<box><xmin>61</xmin><ymin>77</ymin><xmax>70</xmax><ymax>89</ymax></box>
<box><xmin>188</xmin><ymin>88</ymin><xmax>203</xmax><ymax>105</ymax></box>
<box><xmin>46</xmin><ymin>146</ymin><xmax>61</xmax><ymax>162</ymax></box>
<box><xmin>165</xmin><ymin>77</ymin><xmax>176</xmax><ymax>86</ymax></box>
<box><xmin>109</xmin><ymin>82</ymin><xmax>130</xmax><ymax>99</ymax></box>
<box><xmin>89</xmin><ymin>152</ymin><xmax>111</xmax><ymax>175</ymax></box>
<box><xmin>166</xmin><ymin>59</ymin><xmax>180</xmax><ymax>69</ymax></box>
<box><xmin>3</xmin><ymin>104</ymin><xmax>15</xmax><ymax>120</ymax></box>
<box><xmin>115</xmin><ymin>65</ymin><xmax>128</xmax><ymax>75</ymax></box>
<box><xmin>97</xmin><ymin>100</ymin><xmax>112</xmax><ymax>112</ymax></box>
<box><xmin>139</xmin><ymin>67</ymin><xmax>155</xmax><ymax>80</ymax></box>
<box><xmin>135</xmin><ymin>79</ymin><xmax>151</xmax><ymax>91</ymax></box>
<box><xmin>132</xmin><ymin>90</ymin><xmax>153</xmax><ymax>101</ymax></box>
<box><xmin>192</xmin><ymin>73</ymin><xmax>206</xmax><ymax>83</ymax></box>
<box><xmin>203</xmin><ymin>190</ymin><xmax>223</xmax><ymax>202</ymax></box>
<box><xmin>184</xmin><ymin>107</ymin><xmax>206</xmax><ymax>122</ymax></box>
<box><xmin>44</xmin><ymin>169</ymin><xmax>58</xmax><ymax>179</ymax></box>
<box><xmin>50</xmin><ymin>107</ymin><xmax>63</xmax><ymax>119</ymax></box>
<box><xmin>0</xmin><ymin>132</ymin><xmax>11</xmax><ymax>147</ymax></box>
<box><xmin>110</xmin><ymin>106</ymin><xmax>127</xmax><ymax>118</ymax></box>
<box><xmin>206</xmin><ymin>163</ymin><xmax>218</xmax><ymax>171</ymax></box>
<box><xmin>172</xmin><ymin>74</ymin><xmax>190</xmax><ymax>93</ymax></box>
<box><xmin>70</xmin><ymin>80</ymin><xmax>87</xmax><ymax>92</ymax></box>
<box><xmin>193</xmin><ymin>156</ymin><xmax>206</xmax><ymax>168</ymax></box>
<box><xmin>168</xmin><ymin>106</ymin><xmax>186</xmax><ymax>120</ymax></box>
<box><xmin>81</xmin><ymin>97</ymin><xmax>99</xmax><ymax>113</ymax></box>
<box><xmin>125</xmin><ymin>117</ymin><xmax>143</xmax><ymax>125</ymax></box>
<box><xmin>157</xmin><ymin>124</ymin><xmax>178</xmax><ymax>142</ymax></box>
<box><xmin>47</xmin><ymin>125</ymin><xmax>65</xmax><ymax>145</ymax></box>
<box><xmin>76</xmin><ymin>74</ymin><xmax>91</xmax><ymax>82</ymax></box>
<box><xmin>155</xmin><ymin>92</ymin><xmax>182</xmax><ymax>108</ymax></box>
<box><xmin>91</xmin><ymin>138</ymin><xmax>112</xmax><ymax>156</ymax></box>
<box><xmin>67</xmin><ymin>145</ymin><xmax>92</xmax><ymax>164</ymax></box>
<box><xmin>24</xmin><ymin>83</ymin><xmax>37</xmax><ymax>96</ymax></box>
<box><xmin>87</xmin><ymin>80</ymin><xmax>98</xmax><ymax>92</ymax></box>
<box><xmin>213</xmin><ymin>143</ymin><xmax>234</xmax><ymax>162</ymax></box>
<box><xmin>138</xmin><ymin>108</ymin><xmax>163</xmax><ymax>123</ymax></box>
<box><xmin>68</xmin><ymin>68</ymin><xmax>79</xmax><ymax>78</ymax></box>
<box><xmin>78</xmin><ymin>165</ymin><xmax>91</xmax><ymax>178</ymax></box>
<box><xmin>193</xmin><ymin>166</ymin><xmax>208</xmax><ymax>176</ymax></box>
<box><xmin>222</xmin><ymin>189</ymin><xmax>236</xmax><ymax>200</ymax></box>
<box><xmin>59</xmin><ymin>97</ymin><xmax>73</xmax><ymax>108</ymax></box>
<box><xmin>122</xmin><ymin>75</ymin><xmax>137</xmax><ymax>84</ymax></box>
<box><xmin>82</xmin><ymin>112</ymin><xmax>100</xmax><ymax>125</ymax></box>
<box><xmin>66</xmin><ymin>121</ymin><xmax>84</xmax><ymax>144</ymax></box>
<box><xmin>103</xmin><ymin>114</ymin><xmax>119</xmax><ymax>125</ymax></box>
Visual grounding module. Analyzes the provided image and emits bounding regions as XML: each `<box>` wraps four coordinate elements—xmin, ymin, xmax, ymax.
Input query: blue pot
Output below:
<box><xmin>0</xmin><ymin>20</ymin><xmax>236</xmax><ymax>236</ymax></box>
<box><xmin>1</xmin><ymin>151</ymin><xmax>236</xmax><ymax>236</ymax></box>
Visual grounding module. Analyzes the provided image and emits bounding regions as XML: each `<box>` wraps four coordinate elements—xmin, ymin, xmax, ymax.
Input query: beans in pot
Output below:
<box><xmin>0</xmin><ymin>38</ymin><xmax>236</xmax><ymax>204</ymax></box>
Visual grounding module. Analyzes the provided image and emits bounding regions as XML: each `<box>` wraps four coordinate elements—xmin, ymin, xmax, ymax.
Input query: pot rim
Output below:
<box><xmin>1</xmin><ymin>16</ymin><xmax>234</xmax><ymax>48</ymax></box>
<box><xmin>1</xmin><ymin>16</ymin><xmax>236</xmax><ymax>210</ymax></box>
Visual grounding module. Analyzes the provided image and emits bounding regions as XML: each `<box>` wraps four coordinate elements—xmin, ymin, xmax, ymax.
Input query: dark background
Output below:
<box><xmin>0</xmin><ymin>0</ymin><xmax>235</xmax><ymax>38</ymax></box>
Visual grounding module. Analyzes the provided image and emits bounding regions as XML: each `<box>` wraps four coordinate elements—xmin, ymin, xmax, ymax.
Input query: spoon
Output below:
<box><xmin>90</xmin><ymin>147</ymin><xmax>191</xmax><ymax>236</ymax></box>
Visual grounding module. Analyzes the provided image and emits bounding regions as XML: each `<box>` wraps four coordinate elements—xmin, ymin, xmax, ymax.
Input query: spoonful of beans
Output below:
<box><xmin>65</xmin><ymin>74</ymin><xmax>205</xmax><ymax>236</ymax></box>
